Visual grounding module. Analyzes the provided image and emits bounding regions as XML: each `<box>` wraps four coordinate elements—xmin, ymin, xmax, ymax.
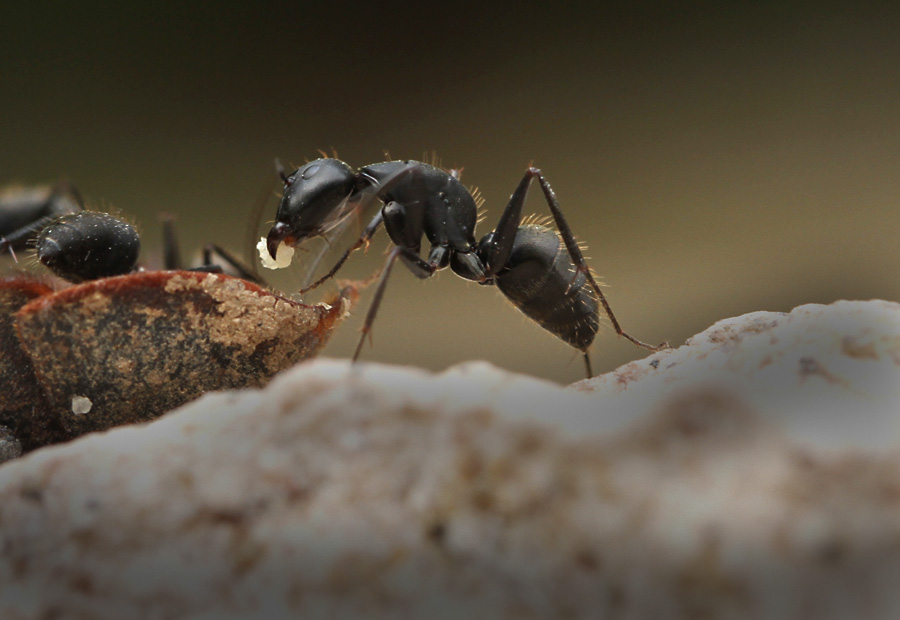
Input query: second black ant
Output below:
<box><xmin>1</xmin><ymin>184</ymin><xmax>261</xmax><ymax>285</ymax></box>
<box><xmin>264</xmin><ymin>157</ymin><xmax>667</xmax><ymax>377</ymax></box>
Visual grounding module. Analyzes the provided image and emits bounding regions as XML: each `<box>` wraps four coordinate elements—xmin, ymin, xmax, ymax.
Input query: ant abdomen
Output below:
<box><xmin>36</xmin><ymin>212</ymin><xmax>140</xmax><ymax>283</ymax></box>
<box><xmin>483</xmin><ymin>225</ymin><xmax>600</xmax><ymax>352</ymax></box>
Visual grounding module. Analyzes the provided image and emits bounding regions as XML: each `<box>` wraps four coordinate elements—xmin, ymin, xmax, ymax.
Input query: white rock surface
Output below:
<box><xmin>1</xmin><ymin>300</ymin><xmax>899</xmax><ymax>619</ymax></box>
<box><xmin>577</xmin><ymin>300</ymin><xmax>900</xmax><ymax>452</ymax></box>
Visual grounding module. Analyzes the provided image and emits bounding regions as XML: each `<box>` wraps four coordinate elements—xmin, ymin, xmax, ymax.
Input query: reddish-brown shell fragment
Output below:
<box><xmin>14</xmin><ymin>270</ymin><xmax>352</xmax><ymax>439</ymax></box>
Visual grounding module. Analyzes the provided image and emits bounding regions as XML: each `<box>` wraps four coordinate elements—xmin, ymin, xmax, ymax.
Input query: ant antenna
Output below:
<box><xmin>243</xmin><ymin>174</ymin><xmax>279</xmax><ymax>285</ymax></box>
<box><xmin>275</xmin><ymin>159</ymin><xmax>291</xmax><ymax>186</ymax></box>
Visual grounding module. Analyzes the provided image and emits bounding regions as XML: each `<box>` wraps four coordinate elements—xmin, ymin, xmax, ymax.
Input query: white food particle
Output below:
<box><xmin>258</xmin><ymin>237</ymin><xmax>295</xmax><ymax>270</ymax></box>
<box><xmin>71</xmin><ymin>395</ymin><xmax>93</xmax><ymax>415</ymax></box>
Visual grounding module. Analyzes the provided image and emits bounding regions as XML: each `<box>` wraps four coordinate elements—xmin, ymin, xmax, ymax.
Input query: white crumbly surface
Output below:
<box><xmin>257</xmin><ymin>237</ymin><xmax>294</xmax><ymax>269</ymax></box>
<box><xmin>2</xmin><ymin>300</ymin><xmax>900</xmax><ymax>619</ymax></box>
<box><xmin>576</xmin><ymin>299</ymin><xmax>900</xmax><ymax>453</ymax></box>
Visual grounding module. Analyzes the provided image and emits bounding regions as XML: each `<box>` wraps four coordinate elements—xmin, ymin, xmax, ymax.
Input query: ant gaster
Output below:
<box><xmin>35</xmin><ymin>212</ymin><xmax>141</xmax><ymax>282</ymax></box>
<box><xmin>265</xmin><ymin>158</ymin><xmax>667</xmax><ymax>377</ymax></box>
<box><xmin>0</xmin><ymin>182</ymin><xmax>141</xmax><ymax>282</ymax></box>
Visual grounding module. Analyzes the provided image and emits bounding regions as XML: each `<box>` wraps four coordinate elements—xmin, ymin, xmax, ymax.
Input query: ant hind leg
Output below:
<box><xmin>528</xmin><ymin>168</ymin><xmax>668</xmax><ymax>353</ymax></box>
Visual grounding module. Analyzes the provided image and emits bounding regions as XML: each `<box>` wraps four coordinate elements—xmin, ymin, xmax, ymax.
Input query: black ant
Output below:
<box><xmin>264</xmin><ymin>158</ymin><xmax>667</xmax><ymax>377</ymax></box>
<box><xmin>2</xmin><ymin>192</ymin><xmax>260</xmax><ymax>285</ymax></box>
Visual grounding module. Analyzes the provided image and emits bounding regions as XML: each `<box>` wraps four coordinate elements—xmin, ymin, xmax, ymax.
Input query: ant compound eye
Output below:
<box><xmin>301</xmin><ymin>164</ymin><xmax>320</xmax><ymax>180</ymax></box>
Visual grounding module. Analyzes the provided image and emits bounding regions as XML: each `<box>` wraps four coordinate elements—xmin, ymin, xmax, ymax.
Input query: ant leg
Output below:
<box><xmin>352</xmin><ymin>244</ymin><xmax>440</xmax><ymax>361</ymax></box>
<box><xmin>480</xmin><ymin>170</ymin><xmax>532</xmax><ymax>274</ymax></box>
<box><xmin>300</xmin><ymin>211</ymin><xmax>384</xmax><ymax>294</ymax></box>
<box><xmin>530</xmin><ymin>168</ymin><xmax>667</xmax><ymax>352</ymax></box>
<box><xmin>0</xmin><ymin>215</ymin><xmax>57</xmax><ymax>261</ymax></box>
<box><xmin>397</xmin><ymin>247</ymin><xmax>440</xmax><ymax>279</ymax></box>
<box><xmin>299</xmin><ymin>163</ymin><xmax>424</xmax><ymax>294</ymax></box>
<box><xmin>202</xmin><ymin>244</ymin><xmax>268</xmax><ymax>286</ymax></box>
<box><xmin>160</xmin><ymin>214</ymin><xmax>183</xmax><ymax>270</ymax></box>
<box><xmin>352</xmin><ymin>246</ymin><xmax>402</xmax><ymax>361</ymax></box>
<box><xmin>489</xmin><ymin>167</ymin><xmax>667</xmax><ymax>353</ymax></box>
<box><xmin>163</xmin><ymin>214</ymin><xmax>267</xmax><ymax>285</ymax></box>
<box><xmin>0</xmin><ymin>182</ymin><xmax>83</xmax><ymax>261</ymax></box>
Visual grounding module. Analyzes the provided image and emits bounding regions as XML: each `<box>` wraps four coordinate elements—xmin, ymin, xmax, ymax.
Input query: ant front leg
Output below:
<box><xmin>490</xmin><ymin>167</ymin><xmax>668</xmax><ymax>353</ymax></box>
<box><xmin>199</xmin><ymin>244</ymin><xmax>267</xmax><ymax>286</ymax></box>
<box><xmin>162</xmin><ymin>215</ymin><xmax>267</xmax><ymax>285</ymax></box>
<box><xmin>351</xmin><ymin>243</ymin><xmax>440</xmax><ymax>362</ymax></box>
<box><xmin>294</xmin><ymin>162</ymin><xmax>424</xmax><ymax>295</ymax></box>
<box><xmin>300</xmin><ymin>211</ymin><xmax>384</xmax><ymax>294</ymax></box>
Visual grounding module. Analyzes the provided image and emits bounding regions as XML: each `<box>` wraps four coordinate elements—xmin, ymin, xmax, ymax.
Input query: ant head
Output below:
<box><xmin>266</xmin><ymin>158</ymin><xmax>356</xmax><ymax>260</ymax></box>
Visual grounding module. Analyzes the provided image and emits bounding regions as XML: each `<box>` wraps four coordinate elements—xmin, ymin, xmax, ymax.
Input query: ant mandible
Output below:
<box><xmin>263</xmin><ymin>158</ymin><xmax>667</xmax><ymax>377</ymax></box>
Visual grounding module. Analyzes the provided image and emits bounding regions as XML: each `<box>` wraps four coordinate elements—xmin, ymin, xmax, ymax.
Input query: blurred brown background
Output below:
<box><xmin>3</xmin><ymin>3</ymin><xmax>899</xmax><ymax>383</ymax></box>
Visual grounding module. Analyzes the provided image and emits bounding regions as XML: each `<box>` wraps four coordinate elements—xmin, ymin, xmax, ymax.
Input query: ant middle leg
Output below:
<box><xmin>352</xmin><ymin>245</ymin><xmax>401</xmax><ymax>361</ymax></box>
<box><xmin>162</xmin><ymin>214</ymin><xmax>267</xmax><ymax>286</ymax></box>
<box><xmin>161</xmin><ymin>214</ymin><xmax>183</xmax><ymax>270</ymax></box>
<box><xmin>199</xmin><ymin>244</ymin><xmax>268</xmax><ymax>286</ymax></box>
<box><xmin>352</xmin><ymin>244</ymin><xmax>440</xmax><ymax>362</ymax></box>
